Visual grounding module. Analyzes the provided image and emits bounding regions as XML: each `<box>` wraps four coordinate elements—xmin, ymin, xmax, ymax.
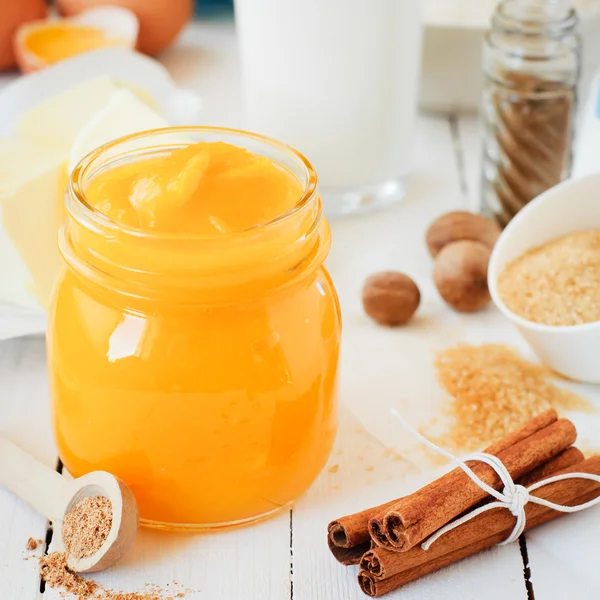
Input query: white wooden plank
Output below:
<box><xmin>0</xmin><ymin>19</ymin><xmax>593</xmax><ymax>600</ymax></box>
<box><xmin>455</xmin><ymin>114</ymin><xmax>481</xmax><ymax>212</ymax></box>
<box><xmin>525</xmin><ymin>505</ymin><xmax>600</xmax><ymax>600</ymax></box>
<box><xmin>293</xmin><ymin>114</ymin><xmax>528</xmax><ymax>600</ymax></box>
<box><xmin>0</xmin><ymin>337</ymin><xmax>56</xmax><ymax>598</ymax></box>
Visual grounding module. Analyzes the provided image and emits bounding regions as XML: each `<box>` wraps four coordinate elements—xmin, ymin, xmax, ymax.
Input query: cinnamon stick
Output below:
<box><xmin>327</xmin><ymin>538</ymin><xmax>372</xmax><ymax>566</ymax></box>
<box><xmin>358</xmin><ymin>455</ymin><xmax>600</xmax><ymax>597</ymax></box>
<box><xmin>518</xmin><ymin>446</ymin><xmax>583</xmax><ymax>487</ymax></box>
<box><xmin>361</xmin><ymin>446</ymin><xmax>584</xmax><ymax>580</ymax></box>
<box><xmin>368</xmin><ymin>517</ymin><xmax>393</xmax><ymax>549</ymax></box>
<box><xmin>363</xmin><ymin>409</ymin><xmax>558</xmax><ymax>550</ymax></box>
<box><xmin>382</xmin><ymin>418</ymin><xmax>575</xmax><ymax>551</ymax></box>
<box><xmin>328</xmin><ymin>500</ymin><xmax>398</xmax><ymax>551</ymax></box>
<box><xmin>328</xmin><ymin>410</ymin><xmax>558</xmax><ymax>560</ymax></box>
<box><xmin>359</xmin><ymin>485</ymin><xmax>600</xmax><ymax>597</ymax></box>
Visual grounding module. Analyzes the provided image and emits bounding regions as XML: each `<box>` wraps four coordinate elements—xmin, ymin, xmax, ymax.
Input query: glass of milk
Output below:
<box><xmin>235</xmin><ymin>0</ymin><xmax>423</xmax><ymax>218</ymax></box>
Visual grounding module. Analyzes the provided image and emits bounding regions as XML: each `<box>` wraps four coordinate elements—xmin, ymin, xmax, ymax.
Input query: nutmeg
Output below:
<box><xmin>426</xmin><ymin>211</ymin><xmax>501</xmax><ymax>258</ymax></box>
<box><xmin>433</xmin><ymin>241</ymin><xmax>491</xmax><ymax>313</ymax></box>
<box><xmin>362</xmin><ymin>271</ymin><xmax>420</xmax><ymax>326</ymax></box>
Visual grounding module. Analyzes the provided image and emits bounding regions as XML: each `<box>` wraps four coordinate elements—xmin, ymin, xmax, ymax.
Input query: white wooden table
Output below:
<box><xmin>2</xmin><ymin>19</ymin><xmax>600</xmax><ymax>600</ymax></box>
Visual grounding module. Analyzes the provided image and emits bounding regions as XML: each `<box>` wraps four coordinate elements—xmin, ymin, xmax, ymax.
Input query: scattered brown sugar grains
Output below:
<box><xmin>26</xmin><ymin>537</ymin><xmax>41</xmax><ymax>551</ymax></box>
<box><xmin>63</xmin><ymin>496</ymin><xmax>113</xmax><ymax>560</ymax></box>
<box><xmin>39</xmin><ymin>551</ymin><xmax>192</xmax><ymax>599</ymax></box>
<box><xmin>498</xmin><ymin>229</ymin><xmax>600</xmax><ymax>326</ymax></box>
<box><xmin>434</xmin><ymin>343</ymin><xmax>591</xmax><ymax>452</ymax></box>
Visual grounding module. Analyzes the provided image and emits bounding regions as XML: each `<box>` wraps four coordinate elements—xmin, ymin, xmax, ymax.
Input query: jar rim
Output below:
<box><xmin>62</xmin><ymin>126</ymin><xmax>328</xmax><ymax>304</ymax></box>
<box><xmin>69</xmin><ymin>125</ymin><xmax>319</xmax><ymax>241</ymax></box>
<box><xmin>493</xmin><ymin>0</ymin><xmax>578</xmax><ymax>38</ymax></box>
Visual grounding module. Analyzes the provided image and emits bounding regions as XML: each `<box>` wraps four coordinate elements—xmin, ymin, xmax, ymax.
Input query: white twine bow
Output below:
<box><xmin>390</xmin><ymin>408</ymin><xmax>600</xmax><ymax>551</ymax></box>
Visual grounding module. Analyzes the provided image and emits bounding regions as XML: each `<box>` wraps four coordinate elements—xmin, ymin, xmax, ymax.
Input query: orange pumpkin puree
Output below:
<box><xmin>49</xmin><ymin>140</ymin><xmax>340</xmax><ymax>527</ymax></box>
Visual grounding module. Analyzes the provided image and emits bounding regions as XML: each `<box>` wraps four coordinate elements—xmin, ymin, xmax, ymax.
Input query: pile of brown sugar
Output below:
<box><xmin>63</xmin><ymin>496</ymin><xmax>113</xmax><ymax>560</ymax></box>
<box><xmin>498</xmin><ymin>229</ymin><xmax>600</xmax><ymax>326</ymax></box>
<box><xmin>39</xmin><ymin>552</ymin><xmax>188</xmax><ymax>600</ymax></box>
<box><xmin>434</xmin><ymin>343</ymin><xmax>591</xmax><ymax>452</ymax></box>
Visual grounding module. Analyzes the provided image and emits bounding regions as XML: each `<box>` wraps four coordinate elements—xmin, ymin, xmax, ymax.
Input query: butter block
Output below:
<box><xmin>1</xmin><ymin>77</ymin><xmax>171</xmax><ymax>311</ymax></box>
<box><xmin>14</xmin><ymin>75</ymin><xmax>120</xmax><ymax>152</ymax></box>
<box><xmin>0</xmin><ymin>138</ymin><xmax>64</xmax><ymax>194</ymax></box>
<box><xmin>69</xmin><ymin>88</ymin><xmax>169</xmax><ymax>171</ymax></box>
<box><xmin>0</xmin><ymin>140</ymin><xmax>67</xmax><ymax>309</ymax></box>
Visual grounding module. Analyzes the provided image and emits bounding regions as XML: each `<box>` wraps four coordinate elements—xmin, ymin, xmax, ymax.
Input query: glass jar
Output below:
<box><xmin>235</xmin><ymin>0</ymin><xmax>423</xmax><ymax>218</ymax></box>
<box><xmin>47</xmin><ymin>128</ymin><xmax>341</xmax><ymax>530</ymax></box>
<box><xmin>480</xmin><ymin>0</ymin><xmax>580</xmax><ymax>227</ymax></box>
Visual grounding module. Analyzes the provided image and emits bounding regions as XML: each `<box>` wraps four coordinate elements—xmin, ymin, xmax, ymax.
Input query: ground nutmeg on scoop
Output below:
<box><xmin>63</xmin><ymin>495</ymin><xmax>113</xmax><ymax>560</ymax></box>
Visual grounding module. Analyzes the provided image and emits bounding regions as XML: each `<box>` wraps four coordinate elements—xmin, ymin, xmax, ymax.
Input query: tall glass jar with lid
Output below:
<box><xmin>481</xmin><ymin>0</ymin><xmax>580</xmax><ymax>226</ymax></box>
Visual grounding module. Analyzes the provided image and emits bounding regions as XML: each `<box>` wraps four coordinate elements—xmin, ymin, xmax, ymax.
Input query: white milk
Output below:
<box><xmin>235</xmin><ymin>0</ymin><xmax>423</xmax><ymax>216</ymax></box>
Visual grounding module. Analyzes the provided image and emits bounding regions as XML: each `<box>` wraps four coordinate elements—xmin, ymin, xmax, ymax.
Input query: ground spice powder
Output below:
<box><xmin>40</xmin><ymin>552</ymin><xmax>99</xmax><ymax>598</ymax></box>
<box><xmin>39</xmin><ymin>552</ymin><xmax>188</xmax><ymax>600</ymax></box>
<box><xmin>63</xmin><ymin>496</ymin><xmax>113</xmax><ymax>560</ymax></box>
<box><xmin>434</xmin><ymin>343</ymin><xmax>591</xmax><ymax>452</ymax></box>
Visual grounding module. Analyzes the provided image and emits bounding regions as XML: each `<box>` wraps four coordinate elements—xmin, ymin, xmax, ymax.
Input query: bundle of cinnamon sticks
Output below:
<box><xmin>327</xmin><ymin>410</ymin><xmax>600</xmax><ymax>597</ymax></box>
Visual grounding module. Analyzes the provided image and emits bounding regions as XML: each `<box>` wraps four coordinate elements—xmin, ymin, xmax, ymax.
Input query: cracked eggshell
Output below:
<box><xmin>14</xmin><ymin>6</ymin><xmax>139</xmax><ymax>73</ymax></box>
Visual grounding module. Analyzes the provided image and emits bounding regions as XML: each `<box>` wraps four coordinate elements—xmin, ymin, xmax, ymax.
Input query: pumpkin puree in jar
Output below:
<box><xmin>50</xmin><ymin>139</ymin><xmax>340</xmax><ymax>527</ymax></box>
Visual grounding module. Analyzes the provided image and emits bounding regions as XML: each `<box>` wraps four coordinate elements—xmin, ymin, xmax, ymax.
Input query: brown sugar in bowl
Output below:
<box><xmin>488</xmin><ymin>172</ymin><xmax>600</xmax><ymax>383</ymax></box>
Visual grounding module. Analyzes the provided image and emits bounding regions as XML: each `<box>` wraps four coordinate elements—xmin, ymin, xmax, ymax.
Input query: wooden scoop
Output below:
<box><xmin>0</xmin><ymin>434</ymin><xmax>138</xmax><ymax>573</ymax></box>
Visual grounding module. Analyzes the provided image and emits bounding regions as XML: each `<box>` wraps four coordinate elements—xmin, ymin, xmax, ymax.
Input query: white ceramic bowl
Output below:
<box><xmin>488</xmin><ymin>172</ymin><xmax>600</xmax><ymax>383</ymax></box>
